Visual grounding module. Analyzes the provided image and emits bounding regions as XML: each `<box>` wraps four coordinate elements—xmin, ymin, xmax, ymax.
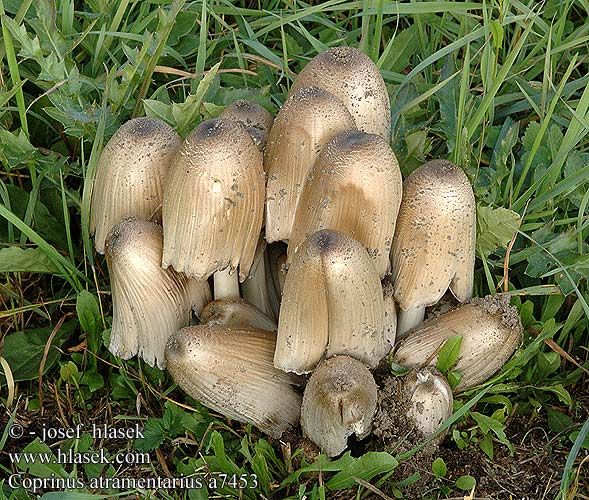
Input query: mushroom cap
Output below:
<box><xmin>291</xmin><ymin>47</ymin><xmax>390</xmax><ymax>140</ymax></box>
<box><xmin>200</xmin><ymin>298</ymin><xmax>277</xmax><ymax>332</ymax></box>
<box><xmin>264</xmin><ymin>86</ymin><xmax>356</xmax><ymax>243</ymax></box>
<box><xmin>274</xmin><ymin>229</ymin><xmax>386</xmax><ymax>374</ymax></box>
<box><xmin>105</xmin><ymin>217</ymin><xmax>211</xmax><ymax>369</ymax></box>
<box><xmin>288</xmin><ymin>130</ymin><xmax>402</xmax><ymax>276</ymax></box>
<box><xmin>90</xmin><ymin>117</ymin><xmax>180</xmax><ymax>254</ymax></box>
<box><xmin>162</xmin><ymin>118</ymin><xmax>265</xmax><ymax>282</ymax></box>
<box><xmin>301</xmin><ymin>355</ymin><xmax>378</xmax><ymax>457</ymax></box>
<box><xmin>391</xmin><ymin>160</ymin><xmax>476</xmax><ymax>311</ymax></box>
<box><xmin>220</xmin><ymin>100</ymin><xmax>274</xmax><ymax>150</ymax></box>
<box><xmin>165</xmin><ymin>325</ymin><xmax>301</xmax><ymax>438</ymax></box>
<box><xmin>394</xmin><ymin>295</ymin><xmax>523</xmax><ymax>391</ymax></box>
<box><xmin>404</xmin><ymin>367</ymin><xmax>453</xmax><ymax>439</ymax></box>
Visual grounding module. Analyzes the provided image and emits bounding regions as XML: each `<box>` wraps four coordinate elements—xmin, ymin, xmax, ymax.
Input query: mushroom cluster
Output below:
<box><xmin>91</xmin><ymin>47</ymin><xmax>523</xmax><ymax>457</ymax></box>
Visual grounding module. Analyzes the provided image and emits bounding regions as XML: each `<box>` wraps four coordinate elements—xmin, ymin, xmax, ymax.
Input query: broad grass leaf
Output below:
<box><xmin>0</xmin><ymin>247</ymin><xmax>60</xmax><ymax>273</ymax></box>
<box><xmin>476</xmin><ymin>205</ymin><xmax>521</xmax><ymax>257</ymax></box>
<box><xmin>437</xmin><ymin>335</ymin><xmax>463</xmax><ymax>374</ymax></box>
<box><xmin>0</xmin><ymin>320</ymin><xmax>77</xmax><ymax>382</ymax></box>
<box><xmin>326</xmin><ymin>452</ymin><xmax>398</xmax><ymax>490</ymax></box>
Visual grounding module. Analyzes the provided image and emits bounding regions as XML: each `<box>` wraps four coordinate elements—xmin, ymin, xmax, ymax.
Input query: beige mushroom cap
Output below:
<box><xmin>90</xmin><ymin>117</ymin><xmax>180</xmax><ymax>254</ymax></box>
<box><xmin>291</xmin><ymin>47</ymin><xmax>390</xmax><ymax>140</ymax></box>
<box><xmin>220</xmin><ymin>100</ymin><xmax>274</xmax><ymax>150</ymax></box>
<box><xmin>394</xmin><ymin>295</ymin><xmax>523</xmax><ymax>391</ymax></box>
<box><xmin>265</xmin><ymin>86</ymin><xmax>356</xmax><ymax>243</ymax></box>
<box><xmin>105</xmin><ymin>217</ymin><xmax>210</xmax><ymax>369</ymax></box>
<box><xmin>200</xmin><ymin>298</ymin><xmax>277</xmax><ymax>332</ymax></box>
<box><xmin>289</xmin><ymin>130</ymin><xmax>402</xmax><ymax>277</ymax></box>
<box><xmin>274</xmin><ymin>229</ymin><xmax>386</xmax><ymax>374</ymax></box>
<box><xmin>301</xmin><ymin>355</ymin><xmax>378</xmax><ymax>457</ymax></box>
<box><xmin>165</xmin><ymin>325</ymin><xmax>301</xmax><ymax>438</ymax></box>
<box><xmin>391</xmin><ymin>160</ymin><xmax>476</xmax><ymax>311</ymax></box>
<box><xmin>162</xmin><ymin>118</ymin><xmax>264</xmax><ymax>282</ymax></box>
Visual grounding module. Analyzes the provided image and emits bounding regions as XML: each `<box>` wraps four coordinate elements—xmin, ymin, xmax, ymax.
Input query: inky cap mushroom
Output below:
<box><xmin>291</xmin><ymin>47</ymin><xmax>391</xmax><ymax>140</ymax></box>
<box><xmin>165</xmin><ymin>325</ymin><xmax>301</xmax><ymax>438</ymax></box>
<box><xmin>274</xmin><ymin>229</ymin><xmax>386</xmax><ymax>374</ymax></box>
<box><xmin>220</xmin><ymin>99</ymin><xmax>274</xmax><ymax>150</ymax></box>
<box><xmin>289</xmin><ymin>130</ymin><xmax>402</xmax><ymax>277</ymax></box>
<box><xmin>106</xmin><ymin>217</ymin><xmax>210</xmax><ymax>369</ymax></box>
<box><xmin>394</xmin><ymin>295</ymin><xmax>523</xmax><ymax>391</ymax></box>
<box><xmin>301</xmin><ymin>356</ymin><xmax>378</xmax><ymax>457</ymax></box>
<box><xmin>265</xmin><ymin>87</ymin><xmax>356</xmax><ymax>243</ymax></box>
<box><xmin>162</xmin><ymin>118</ymin><xmax>264</xmax><ymax>282</ymax></box>
<box><xmin>391</xmin><ymin>160</ymin><xmax>476</xmax><ymax>334</ymax></box>
<box><xmin>200</xmin><ymin>298</ymin><xmax>277</xmax><ymax>332</ymax></box>
<box><xmin>90</xmin><ymin>117</ymin><xmax>180</xmax><ymax>254</ymax></box>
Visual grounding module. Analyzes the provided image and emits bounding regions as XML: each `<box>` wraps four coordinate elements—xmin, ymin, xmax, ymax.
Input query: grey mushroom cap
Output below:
<box><xmin>199</xmin><ymin>298</ymin><xmax>277</xmax><ymax>332</ymax></box>
<box><xmin>220</xmin><ymin>100</ymin><xmax>274</xmax><ymax>150</ymax></box>
<box><xmin>162</xmin><ymin>117</ymin><xmax>265</xmax><ymax>282</ymax></box>
<box><xmin>165</xmin><ymin>325</ymin><xmax>301</xmax><ymax>438</ymax></box>
<box><xmin>290</xmin><ymin>47</ymin><xmax>390</xmax><ymax>140</ymax></box>
<box><xmin>90</xmin><ymin>117</ymin><xmax>181</xmax><ymax>254</ymax></box>
<box><xmin>105</xmin><ymin>217</ymin><xmax>210</xmax><ymax>369</ymax></box>
<box><xmin>301</xmin><ymin>355</ymin><xmax>378</xmax><ymax>457</ymax></box>
<box><xmin>391</xmin><ymin>159</ymin><xmax>476</xmax><ymax>311</ymax></box>
<box><xmin>394</xmin><ymin>295</ymin><xmax>523</xmax><ymax>391</ymax></box>
<box><xmin>264</xmin><ymin>86</ymin><xmax>356</xmax><ymax>243</ymax></box>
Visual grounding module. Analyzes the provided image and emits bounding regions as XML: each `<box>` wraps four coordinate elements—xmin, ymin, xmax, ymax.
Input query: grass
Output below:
<box><xmin>0</xmin><ymin>0</ymin><xmax>588</xmax><ymax>498</ymax></box>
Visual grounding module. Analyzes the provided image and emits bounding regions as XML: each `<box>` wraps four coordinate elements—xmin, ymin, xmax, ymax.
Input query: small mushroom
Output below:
<box><xmin>200</xmin><ymin>298</ymin><xmax>277</xmax><ymax>332</ymax></box>
<box><xmin>274</xmin><ymin>229</ymin><xmax>386</xmax><ymax>374</ymax></box>
<box><xmin>391</xmin><ymin>160</ymin><xmax>476</xmax><ymax>335</ymax></box>
<box><xmin>301</xmin><ymin>356</ymin><xmax>378</xmax><ymax>457</ymax></box>
<box><xmin>265</xmin><ymin>86</ymin><xmax>356</xmax><ymax>243</ymax></box>
<box><xmin>403</xmin><ymin>368</ymin><xmax>453</xmax><ymax>440</ymax></box>
<box><xmin>106</xmin><ymin>217</ymin><xmax>210</xmax><ymax>369</ymax></box>
<box><xmin>90</xmin><ymin>117</ymin><xmax>180</xmax><ymax>254</ymax></box>
<box><xmin>162</xmin><ymin>118</ymin><xmax>264</xmax><ymax>295</ymax></box>
<box><xmin>165</xmin><ymin>325</ymin><xmax>301</xmax><ymax>438</ymax></box>
<box><xmin>393</xmin><ymin>295</ymin><xmax>523</xmax><ymax>391</ymax></box>
<box><xmin>288</xmin><ymin>130</ymin><xmax>402</xmax><ymax>277</ymax></box>
<box><xmin>220</xmin><ymin>99</ymin><xmax>274</xmax><ymax>150</ymax></box>
<box><xmin>290</xmin><ymin>47</ymin><xmax>390</xmax><ymax>140</ymax></box>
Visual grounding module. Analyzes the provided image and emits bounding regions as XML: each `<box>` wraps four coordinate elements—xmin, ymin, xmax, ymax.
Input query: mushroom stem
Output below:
<box><xmin>397</xmin><ymin>305</ymin><xmax>425</xmax><ymax>337</ymax></box>
<box><xmin>213</xmin><ymin>268</ymin><xmax>240</xmax><ymax>300</ymax></box>
<box><xmin>242</xmin><ymin>255</ymin><xmax>275</xmax><ymax>320</ymax></box>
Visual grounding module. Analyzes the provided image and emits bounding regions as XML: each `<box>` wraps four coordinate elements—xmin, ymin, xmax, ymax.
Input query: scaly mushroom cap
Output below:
<box><xmin>90</xmin><ymin>117</ymin><xmax>180</xmax><ymax>254</ymax></box>
<box><xmin>162</xmin><ymin>118</ymin><xmax>264</xmax><ymax>282</ymax></box>
<box><xmin>394</xmin><ymin>295</ymin><xmax>523</xmax><ymax>391</ymax></box>
<box><xmin>265</xmin><ymin>86</ymin><xmax>356</xmax><ymax>243</ymax></box>
<box><xmin>220</xmin><ymin>100</ymin><xmax>274</xmax><ymax>150</ymax></box>
<box><xmin>291</xmin><ymin>47</ymin><xmax>390</xmax><ymax>140</ymax></box>
<box><xmin>301</xmin><ymin>356</ymin><xmax>378</xmax><ymax>457</ymax></box>
<box><xmin>404</xmin><ymin>368</ymin><xmax>453</xmax><ymax>439</ymax></box>
<box><xmin>288</xmin><ymin>130</ymin><xmax>402</xmax><ymax>276</ymax></box>
<box><xmin>391</xmin><ymin>160</ymin><xmax>476</xmax><ymax>311</ymax></box>
<box><xmin>106</xmin><ymin>217</ymin><xmax>211</xmax><ymax>369</ymax></box>
<box><xmin>165</xmin><ymin>326</ymin><xmax>301</xmax><ymax>438</ymax></box>
<box><xmin>274</xmin><ymin>229</ymin><xmax>386</xmax><ymax>374</ymax></box>
<box><xmin>200</xmin><ymin>298</ymin><xmax>277</xmax><ymax>332</ymax></box>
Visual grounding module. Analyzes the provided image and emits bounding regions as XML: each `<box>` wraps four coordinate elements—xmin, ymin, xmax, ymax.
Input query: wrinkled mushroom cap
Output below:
<box><xmin>394</xmin><ymin>295</ymin><xmax>523</xmax><ymax>391</ymax></box>
<box><xmin>391</xmin><ymin>160</ymin><xmax>476</xmax><ymax>311</ymax></box>
<box><xmin>162</xmin><ymin>118</ymin><xmax>264</xmax><ymax>282</ymax></box>
<box><xmin>289</xmin><ymin>130</ymin><xmax>402</xmax><ymax>276</ymax></box>
<box><xmin>200</xmin><ymin>298</ymin><xmax>277</xmax><ymax>332</ymax></box>
<box><xmin>275</xmin><ymin>229</ymin><xmax>386</xmax><ymax>374</ymax></box>
<box><xmin>165</xmin><ymin>325</ymin><xmax>301</xmax><ymax>438</ymax></box>
<box><xmin>265</xmin><ymin>86</ymin><xmax>356</xmax><ymax>243</ymax></box>
<box><xmin>291</xmin><ymin>47</ymin><xmax>390</xmax><ymax>140</ymax></box>
<box><xmin>301</xmin><ymin>355</ymin><xmax>378</xmax><ymax>457</ymax></box>
<box><xmin>106</xmin><ymin>217</ymin><xmax>210</xmax><ymax>369</ymax></box>
<box><xmin>220</xmin><ymin>100</ymin><xmax>274</xmax><ymax>150</ymax></box>
<box><xmin>90</xmin><ymin>117</ymin><xmax>180</xmax><ymax>254</ymax></box>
